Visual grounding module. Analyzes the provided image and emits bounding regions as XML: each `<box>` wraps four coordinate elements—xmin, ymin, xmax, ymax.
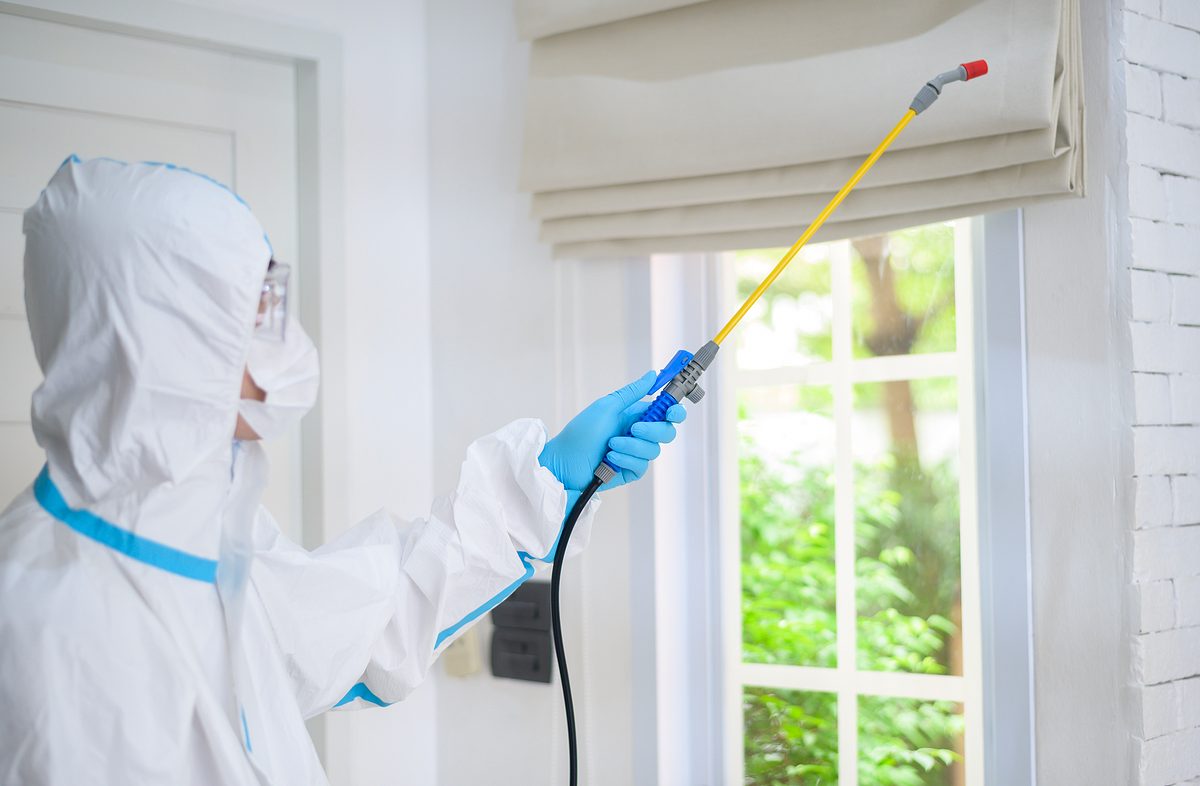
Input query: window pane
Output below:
<box><xmin>734</xmin><ymin>247</ymin><xmax>832</xmax><ymax>369</ymax></box>
<box><xmin>853</xmin><ymin>379</ymin><xmax>962</xmax><ymax>675</ymax></box>
<box><xmin>744</xmin><ymin>687</ymin><xmax>838</xmax><ymax>786</ymax></box>
<box><xmin>851</xmin><ymin>223</ymin><xmax>956</xmax><ymax>359</ymax></box>
<box><xmin>740</xmin><ymin>386</ymin><xmax>836</xmax><ymax>668</ymax></box>
<box><xmin>859</xmin><ymin>697</ymin><xmax>965</xmax><ymax>786</ymax></box>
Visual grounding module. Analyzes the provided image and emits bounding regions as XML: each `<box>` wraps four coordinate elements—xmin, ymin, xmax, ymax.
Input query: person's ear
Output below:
<box><xmin>234</xmin><ymin>367</ymin><xmax>266</xmax><ymax>440</ymax></box>
<box><xmin>234</xmin><ymin>414</ymin><xmax>262</xmax><ymax>441</ymax></box>
<box><xmin>240</xmin><ymin>367</ymin><xmax>266</xmax><ymax>402</ymax></box>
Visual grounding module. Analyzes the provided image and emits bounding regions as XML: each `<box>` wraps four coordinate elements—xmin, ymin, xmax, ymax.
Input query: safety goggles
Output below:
<box><xmin>256</xmin><ymin>260</ymin><xmax>291</xmax><ymax>341</ymax></box>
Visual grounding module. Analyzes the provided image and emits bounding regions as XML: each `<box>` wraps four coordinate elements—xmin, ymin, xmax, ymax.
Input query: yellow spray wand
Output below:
<box><xmin>553</xmin><ymin>60</ymin><xmax>990</xmax><ymax>786</ymax></box>
<box><xmin>588</xmin><ymin>60</ymin><xmax>993</xmax><ymax>443</ymax></box>
<box><xmin>714</xmin><ymin>109</ymin><xmax>916</xmax><ymax>344</ymax></box>
<box><xmin>718</xmin><ymin>60</ymin><xmax>989</xmax><ymax>344</ymax></box>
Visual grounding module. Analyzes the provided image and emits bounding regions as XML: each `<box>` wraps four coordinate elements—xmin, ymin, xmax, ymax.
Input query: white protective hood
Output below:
<box><xmin>24</xmin><ymin>156</ymin><xmax>270</xmax><ymax>509</ymax></box>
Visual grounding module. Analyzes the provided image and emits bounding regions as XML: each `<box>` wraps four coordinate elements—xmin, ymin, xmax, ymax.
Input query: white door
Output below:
<box><xmin>0</xmin><ymin>11</ymin><xmax>304</xmax><ymax>542</ymax></box>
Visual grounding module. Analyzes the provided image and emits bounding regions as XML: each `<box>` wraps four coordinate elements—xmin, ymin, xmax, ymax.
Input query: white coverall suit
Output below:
<box><xmin>0</xmin><ymin>157</ymin><xmax>595</xmax><ymax>784</ymax></box>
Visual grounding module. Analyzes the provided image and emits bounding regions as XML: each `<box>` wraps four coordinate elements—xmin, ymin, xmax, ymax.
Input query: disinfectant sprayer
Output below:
<box><xmin>549</xmin><ymin>61</ymin><xmax>989</xmax><ymax>786</ymax></box>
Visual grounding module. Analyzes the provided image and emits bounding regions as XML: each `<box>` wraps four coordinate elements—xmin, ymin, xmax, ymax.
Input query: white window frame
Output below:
<box><xmin>641</xmin><ymin>210</ymin><xmax>1034</xmax><ymax>786</ymax></box>
<box><xmin>719</xmin><ymin>217</ymin><xmax>982</xmax><ymax>785</ymax></box>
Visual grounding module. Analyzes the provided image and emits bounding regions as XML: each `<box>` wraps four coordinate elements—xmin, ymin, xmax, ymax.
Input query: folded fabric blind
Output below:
<box><xmin>513</xmin><ymin>0</ymin><xmax>711</xmax><ymax>39</ymax></box>
<box><xmin>517</xmin><ymin>0</ymin><xmax>1082</xmax><ymax>257</ymax></box>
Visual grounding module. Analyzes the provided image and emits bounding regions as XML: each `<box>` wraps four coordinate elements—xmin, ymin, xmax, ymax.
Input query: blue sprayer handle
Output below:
<box><xmin>638</xmin><ymin>389</ymin><xmax>679</xmax><ymax>424</ymax></box>
<box><xmin>601</xmin><ymin>349</ymin><xmax>693</xmax><ymax>473</ymax></box>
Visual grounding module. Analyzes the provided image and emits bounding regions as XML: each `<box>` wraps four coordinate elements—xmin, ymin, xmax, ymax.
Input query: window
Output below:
<box><xmin>720</xmin><ymin>220</ymin><xmax>983</xmax><ymax>785</ymax></box>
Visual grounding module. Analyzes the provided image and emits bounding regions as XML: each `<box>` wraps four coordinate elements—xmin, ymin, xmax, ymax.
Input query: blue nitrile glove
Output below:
<box><xmin>540</xmin><ymin>370</ymin><xmax>687</xmax><ymax>492</ymax></box>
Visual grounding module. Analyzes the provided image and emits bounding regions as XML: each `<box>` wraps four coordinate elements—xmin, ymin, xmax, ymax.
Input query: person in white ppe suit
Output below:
<box><xmin>0</xmin><ymin>157</ymin><xmax>686</xmax><ymax>784</ymax></box>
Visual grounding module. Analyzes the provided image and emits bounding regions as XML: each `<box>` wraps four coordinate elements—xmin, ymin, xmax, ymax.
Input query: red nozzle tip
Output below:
<box><xmin>961</xmin><ymin>60</ymin><xmax>988</xmax><ymax>80</ymax></box>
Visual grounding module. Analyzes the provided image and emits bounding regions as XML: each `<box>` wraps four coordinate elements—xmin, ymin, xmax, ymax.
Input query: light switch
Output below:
<box><xmin>442</xmin><ymin>626</ymin><xmax>483</xmax><ymax>677</ymax></box>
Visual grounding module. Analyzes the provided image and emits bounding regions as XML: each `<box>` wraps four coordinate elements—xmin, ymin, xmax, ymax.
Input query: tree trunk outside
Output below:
<box><xmin>852</xmin><ymin>235</ymin><xmax>966</xmax><ymax>786</ymax></box>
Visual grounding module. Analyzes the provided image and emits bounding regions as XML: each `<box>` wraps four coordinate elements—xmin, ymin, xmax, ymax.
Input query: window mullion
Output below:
<box><xmin>831</xmin><ymin>239</ymin><xmax>859</xmax><ymax>786</ymax></box>
<box><xmin>740</xmin><ymin>662</ymin><xmax>968</xmax><ymax>702</ymax></box>
<box><xmin>734</xmin><ymin>351</ymin><xmax>960</xmax><ymax>389</ymax></box>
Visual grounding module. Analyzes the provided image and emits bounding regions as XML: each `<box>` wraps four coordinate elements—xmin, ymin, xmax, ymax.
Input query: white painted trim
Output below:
<box><xmin>629</xmin><ymin>256</ymin><xmax>661</xmax><ymax>786</ymax></box>
<box><xmin>0</xmin><ymin>0</ymin><xmax>349</xmax><ymax>763</ymax></box>
<box><xmin>955</xmin><ymin>217</ymin><xmax>985</xmax><ymax>786</ymax></box>
<box><xmin>638</xmin><ymin>252</ymin><xmax>727</xmax><ymax>786</ymax></box>
<box><xmin>0</xmin><ymin>0</ymin><xmax>340</xmax><ymax>62</ymax></box>
<box><xmin>716</xmin><ymin>254</ymin><xmax>745</xmax><ymax>786</ymax></box>
<box><xmin>972</xmin><ymin>210</ymin><xmax>1036</xmax><ymax>785</ymax></box>
<box><xmin>700</xmin><ymin>252</ymin><xmax>728</xmax><ymax>785</ymax></box>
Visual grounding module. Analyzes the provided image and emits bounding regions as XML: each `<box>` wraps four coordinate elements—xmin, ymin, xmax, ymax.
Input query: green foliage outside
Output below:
<box><xmin>737</xmin><ymin>222</ymin><xmax>966</xmax><ymax>785</ymax></box>
<box><xmin>740</xmin><ymin>442</ymin><xmax>964</xmax><ymax>785</ymax></box>
<box><xmin>733</xmin><ymin>223</ymin><xmax>955</xmax><ymax>369</ymax></box>
<box><xmin>734</xmin><ymin>247</ymin><xmax>833</xmax><ymax>364</ymax></box>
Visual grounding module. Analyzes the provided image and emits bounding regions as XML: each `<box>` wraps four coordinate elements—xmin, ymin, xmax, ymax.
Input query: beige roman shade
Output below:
<box><xmin>514</xmin><ymin>0</ymin><xmax>711</xmax><ymax>39</ymax></box>
<box><xmin>516</xmin><ymin>0</ymin><xmax>1082</xmax><ymax>257</ymax></box>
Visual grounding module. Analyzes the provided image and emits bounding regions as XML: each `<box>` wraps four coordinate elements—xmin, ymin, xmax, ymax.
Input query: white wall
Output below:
<box><xmin>184</xmin><ymin>0</ymin><xmax>438</xmax><ymax>783</ymax></box>
<box><xmin>423</xmin><ymin>0</ymin><xmax>562</xmax><ymax>776</ymax></box>
<box><xmin>1021</xmin><ymin>0</ymin><xmax>1134</xmax><ymax>782</ymax></box>
<box><xmin>1119</xmin><ymin>2</ymin><xmax>1200</xmax><ymax>784</ymax></box>
<box><xmin>1025</xmin><ymin>1</ymin><xmax>1200</xmax><ymax>784</ymax></box>
<box><xmin>426</xmin><ymin>2</ymin><xmax>654</xmax><ymax>784</ymax></box>
<box><xmin>1021</xmin><ymin>1</ymin><xmax>1200</xmax><ymax>783</ymax></box>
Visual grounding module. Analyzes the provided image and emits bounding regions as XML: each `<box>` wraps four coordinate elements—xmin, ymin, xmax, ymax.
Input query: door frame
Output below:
<box><xmin>0</xmin><ymin>0</ymin><xmax>349</xmax><ymax>557</ymax></box>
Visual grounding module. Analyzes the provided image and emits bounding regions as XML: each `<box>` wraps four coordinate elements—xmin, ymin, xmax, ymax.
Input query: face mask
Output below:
<box><xmin>238</xmin><ymin>317</ymin><xmax>319</xmax><ymax>441</ymax></box>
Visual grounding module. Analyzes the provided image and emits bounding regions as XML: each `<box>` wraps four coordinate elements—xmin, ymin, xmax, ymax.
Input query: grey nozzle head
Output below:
<box><xmin>909</xmin><ymin>65</ymin><xmax>970</xmax><ymax>115</ymax></box>
<box><xmin>910</xmin><ymin>84</ymin><xmax>940</xmax><ymax>115</ymax></box>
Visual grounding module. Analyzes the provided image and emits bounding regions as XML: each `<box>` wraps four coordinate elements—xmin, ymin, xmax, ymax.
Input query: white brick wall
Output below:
<box><xmin>1134</xmin><ymin>269</ymin><xmax>1173</xmax><ymax>322</ymax></box>
<box><xmin>1164</xmin><ymin>174</ymin><xmax>1200</xmax><ymax>223</ymax></box>
<box><xmin>1124</xmin><ymin>5</ymin><xmax>1200</xmax><ymax>784</ymax></box>
<box><xmin>1163</xmin><ymin>74</ymin><xmax>1200</xmax><ymax>130</ymax></box>
<box><xmin>1135</xmin><ymin>372</ymin><xmax>1173</xmax><ymax>424</ymax></box>
<box><xmin>1174</xmin><ymin>474</ymin><xmax>1200</xmax><ymax>522</ymax></box>
<box><xmin>1130</xmin><ymin>218</ymin><xmax>1200</xmax><ymax>275</ymax></box>
<box><xmin>1162</xmin><ymin>0</ymin><xmax>1200</xmax><ymax>34</ymax></box>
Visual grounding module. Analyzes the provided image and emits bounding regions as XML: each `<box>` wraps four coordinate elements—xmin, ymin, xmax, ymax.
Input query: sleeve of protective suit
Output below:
<box><xmin>248</xmin><ymin>418</ymin><xmax>598</xmax><ymax>718</ymax></box>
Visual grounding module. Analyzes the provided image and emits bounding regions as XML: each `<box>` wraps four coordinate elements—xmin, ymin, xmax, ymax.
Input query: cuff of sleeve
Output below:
<box><xmin>557</xmin><ymin>487</ymin><xmax>597</xmax><ymax>561</ymax></box>
<box><xmin>459</xmin><ymin>418</ymin><xmax>600</xmax><ymax>562</ymax></box>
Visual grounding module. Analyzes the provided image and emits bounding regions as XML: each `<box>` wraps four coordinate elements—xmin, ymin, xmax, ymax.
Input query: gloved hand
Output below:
<box><xmin>540</xmin><ymin>370</ymin><xmax>687</xmax><ymax>492</ymax></box>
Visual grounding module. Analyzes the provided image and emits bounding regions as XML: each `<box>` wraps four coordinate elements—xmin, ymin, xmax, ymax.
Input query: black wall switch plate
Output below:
<box><xmin>490</xmin><ymin>628</ymin><xmax>552</xmax><ymax>683</ymax></box>
<box><xmin>490</xmin><ymin>581</ymin><xmax>554</xmax><ymax>683</ymax></box>
<box><xmin>491</xmin><ymin>580</ymin><xmax>551</xmax><ymax>631</ymax></box>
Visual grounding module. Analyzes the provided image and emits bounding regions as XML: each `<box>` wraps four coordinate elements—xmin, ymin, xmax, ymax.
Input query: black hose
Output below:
<box><xmin>550</xmin><ymin>475</ymin><xmax>602</xmax><ymax>786</ymax></box>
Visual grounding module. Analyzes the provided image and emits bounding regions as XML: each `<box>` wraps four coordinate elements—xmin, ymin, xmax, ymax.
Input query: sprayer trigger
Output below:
<box><xmin>648</xmin><ymin>349</ymin><xmax>694</xmax><ymax>398</ymax></box>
